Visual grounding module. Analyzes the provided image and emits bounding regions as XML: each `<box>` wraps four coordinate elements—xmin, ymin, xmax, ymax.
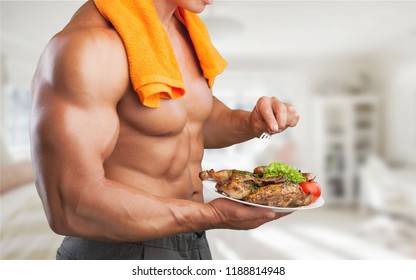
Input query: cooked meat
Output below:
<box><xmin>288</xmin><ymin>192</ymin><xmax>313</xmax><ymax>207</ymax></box>
<box><xmin>200</xmin><ymin>167</ymin><xmax>312</xmax><ymax>208</ymax></box>
<box><xmin>245</xmin><ymin>182</ymin><xmax>312</xmax><ymax>207</ymax></box>
<box><xmin>201</xmin><ymin>169</ymin><xmax>286</xmax><ymax>186</ymax></box>
<box><xmin>253</xmin><ymin>175</ymin><xmax>288</xmax><ymax>187</ymax></box>
<box><xmin>214</xmin><ymin>170</ymin><xmax>257</xmax><ymax>199</ymax></box>
<box><xmin>199</xmin><ymin>169</ymin><xmax>232</xmax><ymax>183</ymax></box>
<box><xmin>217</xmin><ymin>179</ymin><xmax>255</xmax><ymax>200</ymax></box>
<box><xmin>253</xmin><ymin>165</ymin><xmax>266</xmax><ymax>176</ymax></box>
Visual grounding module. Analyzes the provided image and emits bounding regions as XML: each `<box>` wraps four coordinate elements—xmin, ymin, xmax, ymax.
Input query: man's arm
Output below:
<box><xmin>30</xmin><ymin>31</ymin><xmax>208</xmax><ymax>241</ymax></box>
<box><xmin>203</xmin><ymin>96</ymin><xmax>300</xmax><ymax>148</ymax></box>
<box><xmin>30</xmin><ymin>30</ymin><xmax>281</xmax><ymax>242</ymax></box>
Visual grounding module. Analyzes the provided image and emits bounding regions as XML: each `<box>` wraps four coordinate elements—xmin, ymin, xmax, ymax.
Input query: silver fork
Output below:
<box><xmin>258</xmin><ymin>132</ymin><xmax>272</xmax><ymax>151</ymax></box>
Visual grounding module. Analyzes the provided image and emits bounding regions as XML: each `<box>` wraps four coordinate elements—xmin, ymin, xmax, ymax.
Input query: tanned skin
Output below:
<box><xmin>30</xmin><ymin>0</ymin><xmax>299</xmax><ymax>242</ymax></box>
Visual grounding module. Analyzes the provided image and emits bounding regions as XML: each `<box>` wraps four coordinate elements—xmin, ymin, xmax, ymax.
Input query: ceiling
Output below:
<box><xmin>2</xmin><ymin>0</ymin><xmax>416</xmax><ymax>62</ymax></box>
<box><xmin>203</xmin><ymin>1</ymin><xmax>416</xmax><ymax>60</ymax></box>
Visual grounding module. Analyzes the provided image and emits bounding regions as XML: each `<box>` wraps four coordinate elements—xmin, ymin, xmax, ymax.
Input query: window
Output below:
<box><xmin>1</xmin><ymin>86</ymin><xmax>32</xmax><ymax>159</ymax></box>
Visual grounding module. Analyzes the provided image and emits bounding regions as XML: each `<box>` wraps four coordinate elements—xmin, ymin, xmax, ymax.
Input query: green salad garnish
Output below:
<box><xmin>264</xmin><ymin>162</ymin><xmax>306</xmax><ymax>184</ymax></box>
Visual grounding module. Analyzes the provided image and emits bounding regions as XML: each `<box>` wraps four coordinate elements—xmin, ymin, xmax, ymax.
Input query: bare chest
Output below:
<box><xmin>118</xmin><ymin>81</ymin><xmax>212</xmax><ymax>137</ymax></box>
<box><xmin>117</xmin><ymin>20</ymin><xmax>213</xmax><ymax>136</ymax></box>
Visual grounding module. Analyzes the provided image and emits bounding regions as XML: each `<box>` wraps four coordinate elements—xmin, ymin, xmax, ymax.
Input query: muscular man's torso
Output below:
<box><xmin>71</xmin><ymin>2</ymin><xmax>213</xmax><ymax>202</ymax></box>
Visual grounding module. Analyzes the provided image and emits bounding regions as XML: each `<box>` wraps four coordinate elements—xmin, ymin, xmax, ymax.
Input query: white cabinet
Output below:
<box><xmin>313</xmin><ymin>95</ymin><xmax>379</xmax><ymax>205</ymax></box>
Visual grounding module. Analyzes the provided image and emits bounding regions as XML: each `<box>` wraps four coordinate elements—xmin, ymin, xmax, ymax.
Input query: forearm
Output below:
<box><xmin>48</xmin><ymin>176</ymin><xmax>217</xmax><ymax>242</ymax></box>
<box><xmin>203</xmin><ymin>99</ymin><xmax>258</xmax><ymax>148</ymax></box>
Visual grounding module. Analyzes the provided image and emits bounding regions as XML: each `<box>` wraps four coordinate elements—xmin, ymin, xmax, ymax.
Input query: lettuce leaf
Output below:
<box><xmin>264</xmin><ymin>162</ymin><xmax>306</xmax><ymax>184</ymax></box>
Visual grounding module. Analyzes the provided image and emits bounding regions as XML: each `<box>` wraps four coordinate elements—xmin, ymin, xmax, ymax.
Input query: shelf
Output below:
<box><xmin>314</xmin><ymin>94</ymin><xmax>379</xmax><ymax>205</ymax></box>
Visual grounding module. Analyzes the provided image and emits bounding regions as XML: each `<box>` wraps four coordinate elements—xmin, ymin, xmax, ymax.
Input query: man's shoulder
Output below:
<box><xmin>32</xmin><ymin>2</ymin><xmax>130</xmax><ymax>107</ymax></box>
<box><xmin>45</xmin><ymin>0</ymin><xmax>130</xmax><ymax>75</ymax></box>
<box><xmin>51</xmin><ymin>0</ymin><xmax>126</xmax><ymax>61</ymax></box>
<box><xmin>35</xmin><ymin>24</ymin><xmax>130</xmax><ymax>106</ymax></box>
<box><xmin>52</xmin><ymin>23</ymin><xmax>125</xmax><ymax>62</ymax></box>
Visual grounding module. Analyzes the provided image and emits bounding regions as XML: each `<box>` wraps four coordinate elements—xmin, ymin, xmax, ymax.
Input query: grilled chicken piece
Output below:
<box><xmin>199</xmin><ymin>169</ymin><xmax>233</xmax><ymax>183</ymax></box>
<box><xmin>245</xmin><ymin>182</ymin><xmax>312</xmax><ymax>207</ymax></box>
<box><xmin>253</xmin><ymin>175</ymin><xmax>287</xmax><ymax>187</ymax></box>
<box><xmin>199</xmin><ymin>169</ymin><xmax>285</xmax><ymax>186</ymax></box>
<box><xmin>215</xmin><ymin>170</ymin><xmax>257</xmax><ymax>199</ymax></box>
<box><xmin>200</xmin><ymin>167</ymin><xmax>313</xmax><ymax>207</ymax></box>
<box><xmin>288</xmin><ymin>192</ymin><xmax>313</xmax><ymax>207</ymax></box>
<box><xmin>218</xmin><ymin>179</ymin><xmax>255</xmax><ymax>200</ymax></box>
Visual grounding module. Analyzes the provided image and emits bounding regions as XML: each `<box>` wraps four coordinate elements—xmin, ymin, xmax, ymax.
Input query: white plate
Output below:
<box><xmin>203</xmin><ymin>180</ymin><xmax>324</xmax><ymax>213</ymax></box>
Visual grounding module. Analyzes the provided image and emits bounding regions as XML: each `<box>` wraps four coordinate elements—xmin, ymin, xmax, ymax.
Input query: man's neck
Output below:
<box><xmin>152</xmin><ymin>0</ymin><xmax>178</xmax><ymax>30</ymax></box>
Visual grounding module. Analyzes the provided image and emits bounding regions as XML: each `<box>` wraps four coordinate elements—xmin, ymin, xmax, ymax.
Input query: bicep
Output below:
<box><xmin>31</xmin><ymin>32</ymin><xmax>127</xmax><ymax>175</ymax></box>
<box><xmin>30</xmin><ymin>84</ymin><xmax>120</xmax><ymax>196</ymax></box>
<box><xmin>30</xmin><ymin>34</ymin><xmax>126</xmax><ymax>208</ymax></box>
<box><xmin>31</xmin><ymin>91</ymin><xmax>119</xmax><ymax>173</ymax></box>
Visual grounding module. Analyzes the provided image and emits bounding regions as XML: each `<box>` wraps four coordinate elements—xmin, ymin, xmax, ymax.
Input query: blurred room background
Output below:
<box><xmin>1</xmin><ymin>0</ymin><xmax>415</xmax><ymax>259</ymax></box>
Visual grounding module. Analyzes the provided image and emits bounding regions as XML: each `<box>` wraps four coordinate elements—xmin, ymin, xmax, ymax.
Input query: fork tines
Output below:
<box><xmin>259</xmin><ymin>132</ymin><xmax>272</xmax><ymax>150</ymax></box>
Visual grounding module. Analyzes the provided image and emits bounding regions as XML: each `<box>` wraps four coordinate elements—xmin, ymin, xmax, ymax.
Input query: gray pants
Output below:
<box><xmin>56</xmin><ymin>232</ymin><xmax>212</xmax><ymax>260</ymax></box>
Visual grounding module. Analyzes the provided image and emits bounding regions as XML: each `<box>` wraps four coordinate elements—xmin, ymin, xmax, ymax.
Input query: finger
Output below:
<box><xmin>252</xmin><ymin>207</ymin><xmax>292</xmax><ymax>220</ymax></box>
<box><xmin>257</xmin><ymin>97</ymin><xmax>279</xmax><ymax>132</ymax></box>
<box><xmin>273</xmin><ymin>211</ymin><xmax>293</xmax><ymax>219</ymax></box>
<box><xmin>285</xmin><ymin>103</ymin><xmax>300</xmax><ymax>127</ymax></box>
<box><xmin>271</xmin><ymin>97</ymin><xmax>287</xmax><ymax>133</ymax></box>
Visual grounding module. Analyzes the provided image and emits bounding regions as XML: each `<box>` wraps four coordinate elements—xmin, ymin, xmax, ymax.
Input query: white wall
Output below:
<box><xmin>1</xmin><ymin>1</ymin><xmax>85</xmax><ymax>88</ymax></box>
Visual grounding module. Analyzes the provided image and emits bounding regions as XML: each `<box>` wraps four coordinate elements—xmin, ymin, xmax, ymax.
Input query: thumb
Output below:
<box><xmin>259</xmin><ymin>209</ymin><xmax>292</xmax><ymax>220</ymax></box>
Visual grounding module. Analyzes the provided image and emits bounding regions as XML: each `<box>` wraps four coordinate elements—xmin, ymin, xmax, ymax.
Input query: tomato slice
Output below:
<box><xmin>299</xmin><ymin>181</ymin><xmax>321</xmax><ymax>202</ymax></box>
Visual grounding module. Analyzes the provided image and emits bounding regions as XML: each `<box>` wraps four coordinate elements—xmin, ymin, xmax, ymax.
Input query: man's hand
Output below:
<box><xmin>207</xmin><ymin>198</ymin><xmax>291</xmax><ymax>230</ymax></box>
<box><xmin>250</xmin><ymin>96</ymin><xmax>300</xmax><ymax>136</ymax></box>
<box><xmin>203</xmin><ymin>96</ymin><xmax>300</xmax><ymax>148</ymax></box>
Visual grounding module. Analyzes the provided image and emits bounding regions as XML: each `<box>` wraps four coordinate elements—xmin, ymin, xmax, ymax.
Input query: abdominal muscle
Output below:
<box><xmin>103</xmin><ymin>94</ymin><xmax>208</xmax><ymax>203</ymax></box>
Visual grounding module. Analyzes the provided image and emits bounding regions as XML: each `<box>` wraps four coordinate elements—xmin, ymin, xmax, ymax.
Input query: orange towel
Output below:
<box><xmin>93</xmin><ymin>0</ymin><xmax>227</xmax><ymax>108</ymax></box>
